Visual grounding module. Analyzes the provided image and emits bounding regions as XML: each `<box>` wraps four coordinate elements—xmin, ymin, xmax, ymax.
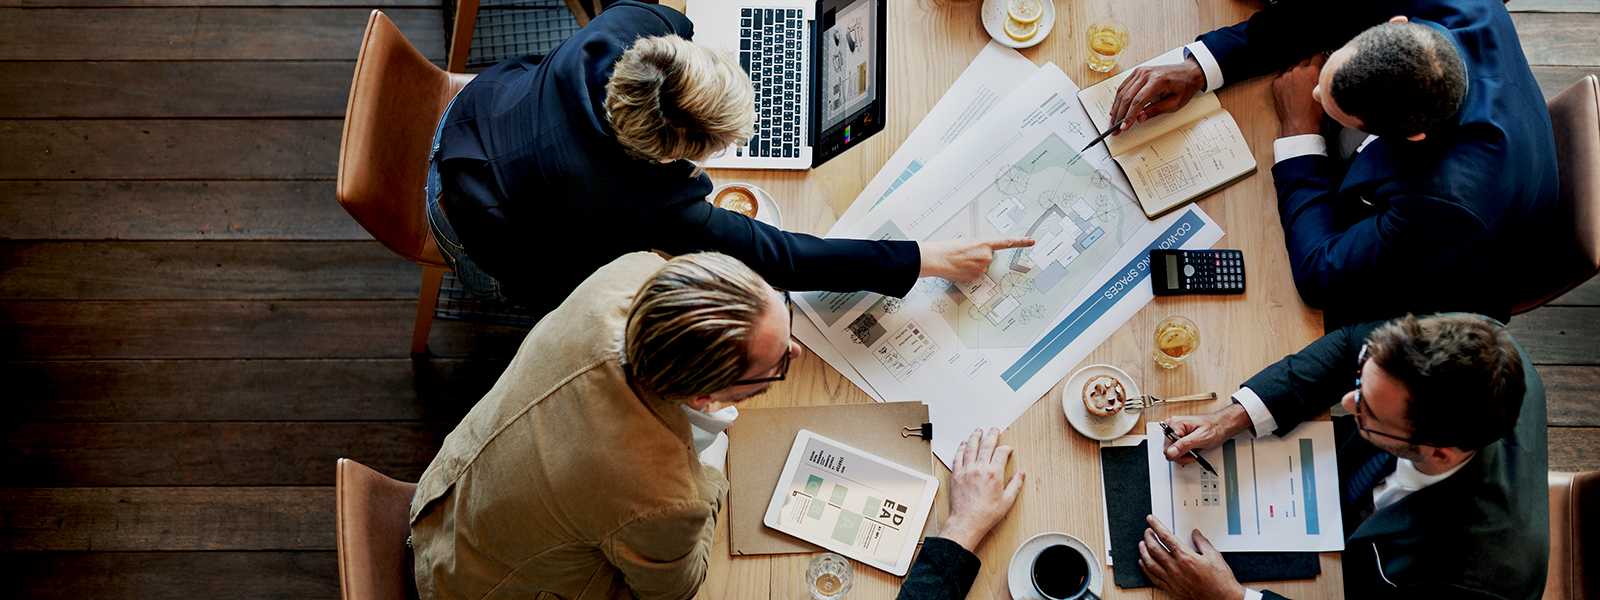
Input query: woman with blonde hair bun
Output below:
<box><xmin>425</xmin><ymin>0</ymin><xmax>1030</xmax><ymax>316</ymax></box>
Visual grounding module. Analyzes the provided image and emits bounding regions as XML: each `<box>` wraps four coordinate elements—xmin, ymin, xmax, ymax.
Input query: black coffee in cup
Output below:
<box><xmin>1031</xmin><ymin>544</ymin><xmax>1089</xmax><ymax>599</ymax></box>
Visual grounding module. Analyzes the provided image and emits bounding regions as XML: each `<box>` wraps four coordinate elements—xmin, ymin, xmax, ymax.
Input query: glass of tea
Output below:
<box><xmin>1152</xmin><ymin>315</ymin><xmax>1199</xmax><ymax>369</ymax></box>
<box><xmin>1086</xmin><ymin>17</ymin><xmax>1129</xmax><ymax>73</ymax></box>
<box><xmin>806</xmin><ymin>552</ymin><xmax>853</xmax><ymax>600</ymax></box>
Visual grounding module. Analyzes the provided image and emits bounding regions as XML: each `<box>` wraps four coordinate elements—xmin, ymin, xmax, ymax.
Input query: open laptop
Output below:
<box><xmin>688</xmin><ymin>0</ymin><xmax>887</xmax><ymax>169</ymax></box>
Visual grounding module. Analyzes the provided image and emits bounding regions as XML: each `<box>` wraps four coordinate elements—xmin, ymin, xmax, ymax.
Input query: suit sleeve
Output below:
<box><xmin>650</xmin><ymin>199</ymin><xmax>922</xmax><ymax>297</ymax></box>
<box><xmin>1242</xmin><ymin>321</ymin><xmax>1382</xmax><ymax>437</ymax></box>
<box><xmin>894</xmin><ymin>537</ymin><xmax>982</xmax><ymax>600</ymax></box>
<box><xmin>1272</xmin><ymin>156</ymin><xmax>1492</xmax><ymax>308</ymax></box>
<box><xmin>605</xmin><ymin>464</ymin><xmax>729</xmax><ymax>600</ymax></box>
<box><xmin>1196</xmin><ymin>4</ymin><xmax>1375</xmax><ymax>87</ymax></box>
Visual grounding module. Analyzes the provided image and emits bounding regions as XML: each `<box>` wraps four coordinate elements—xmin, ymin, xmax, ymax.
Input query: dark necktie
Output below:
<box><xmin>1345</xmin><ymin>451</ymin><xmax>1398</xmax><ymax>509</ymax></box>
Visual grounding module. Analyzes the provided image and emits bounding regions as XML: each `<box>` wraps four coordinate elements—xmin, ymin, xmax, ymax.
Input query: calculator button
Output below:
<box><xmin>1183</xmin><ymin>265</ymin><xmax>1195</xmax><ymax>277</ymax></box>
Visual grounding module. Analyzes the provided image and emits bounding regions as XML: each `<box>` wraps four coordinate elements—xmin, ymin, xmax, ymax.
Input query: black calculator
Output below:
<box><xmin>1149</xmin><ymin>249</ymin><xmax>1246</xmax><ymax>295</ymax></box>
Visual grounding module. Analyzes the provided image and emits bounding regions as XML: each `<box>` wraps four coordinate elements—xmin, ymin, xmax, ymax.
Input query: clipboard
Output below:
<box><xmin>727</xmin><ymin>402</ymin><xmax>939</xmax><ymax>556</ymax></box>
<box><xmin>1101</xmin><ymin>441</ymin><xmax>1321</xmax><ymax>588</ymax></box>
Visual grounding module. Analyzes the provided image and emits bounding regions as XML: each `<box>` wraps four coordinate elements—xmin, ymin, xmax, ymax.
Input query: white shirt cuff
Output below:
<box><xmin>1184</xmin><ymin>41</ymin><xmax>1225</xmax><ymax>92</ymax></box>
<box><xmin>1231</xmin><ymin>387</ymin><xmax>1278</xmax><ymax>438</ymax></box>
<box><xmin>1273</xmin><ymin>134</ymin><xmax>1328</xmax><ymax>164</ymax></box>
<box><xmin>1243</xmin><ymin>588</ymin><xmax>1264</xmax><ymax>600</ymax></box>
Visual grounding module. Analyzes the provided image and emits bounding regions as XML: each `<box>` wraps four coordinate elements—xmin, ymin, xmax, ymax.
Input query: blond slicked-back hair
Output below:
<box><xmin>624</xmin><ymin>253</ymin><xmax>771</xmax><ymax>401</ymax></box>
<box><xmin>605</xmin><ymin>35</ymin><xmax>755</xmax><ymax>164</ymax></box>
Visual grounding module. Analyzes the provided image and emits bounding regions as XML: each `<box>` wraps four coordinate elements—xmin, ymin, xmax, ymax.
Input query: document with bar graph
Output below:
<box><xmin>1145</xmin><ymin>421</ymin><xmax>1344</xmax><ymax>552</ymax></box>
<box><xmin>763</xmin><ymin>430</ymin><xmax>940</xmax><ymax>575</ymax></box>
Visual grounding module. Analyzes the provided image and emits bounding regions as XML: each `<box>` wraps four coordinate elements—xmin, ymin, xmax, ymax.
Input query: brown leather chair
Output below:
<box><xmin>336</xmin><ymin>458</ymin><xmax>420</xmax><ymax>600</ymax></box>
<box><xmin>337</xmin><ymin>10</ymin><xmax>476</xmax><ymax>356</ymax></box>
<box><xmin>1547</xmin><ymin>469</ymin><xmax>1599</xmax><ymax>600</ymax></box>
<box><xmin>1514</xmin><ymin>75</ymin><xmax>1600</xmax><ymax>314</ymax></box>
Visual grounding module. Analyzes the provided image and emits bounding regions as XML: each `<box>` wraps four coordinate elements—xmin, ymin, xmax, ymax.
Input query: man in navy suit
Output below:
<box><xmin>1110</xmin><ymin>0</ymin><xmax>1558</xmax><ymax>329</ymax></box>
<box><xmin>1145</xmin><ymin>314</ymin><xmax>1548</xmax><ymax>599</ymax></box>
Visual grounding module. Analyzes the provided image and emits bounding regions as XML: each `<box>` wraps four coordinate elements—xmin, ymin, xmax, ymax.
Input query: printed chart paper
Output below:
<box><xmin>1146</xmin><ymin>421</ymin><xmax>1345</xmax><ymax>552</ymax></box>
<box><xmin>763</xmin><ymin>430</ymin><xmax>939</xmax><ymax>575</ymax></box>
<box><xmin>797</xmin><ymin>62</ymin><xmax>1224</xmax><ymax>466</ymax></box>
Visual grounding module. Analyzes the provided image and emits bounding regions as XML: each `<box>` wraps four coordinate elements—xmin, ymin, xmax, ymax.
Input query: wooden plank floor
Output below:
<box><xmin>1</xmin><ymin>1</ymin><xmax>1596</xmax><ymax>598</ymax></box>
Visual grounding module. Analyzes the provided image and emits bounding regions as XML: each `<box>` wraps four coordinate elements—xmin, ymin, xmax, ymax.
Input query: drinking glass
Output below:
<box><xmin>807</xmin><ymin>553</ymin><xmax>854</xmax><ymax>600</ymax></box>
<box><xmin>1086</xmin><ymin>17</ymin><xmax>1130</xmax><ymax>73</ymax></box>
<box><xmin>1152</xmin><ymin>315</ymin><xmax>1199</xmax><ymax>369</ymax></box>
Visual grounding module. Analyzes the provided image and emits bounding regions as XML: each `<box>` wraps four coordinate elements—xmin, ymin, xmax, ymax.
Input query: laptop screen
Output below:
<box><xmin>816</xmin><ymin>0</ymin><xmax>878</xmax><ymax>138</ymax></box>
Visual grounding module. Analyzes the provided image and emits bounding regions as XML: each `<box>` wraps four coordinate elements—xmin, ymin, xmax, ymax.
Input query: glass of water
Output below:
<box><xmin>806</xmin><ymin>552</ymin><xmax>854</xmax><ymax>600</ymax></box>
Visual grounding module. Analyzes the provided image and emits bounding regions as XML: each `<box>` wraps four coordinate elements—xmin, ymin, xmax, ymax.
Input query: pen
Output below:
<box><xmin>1078</xmin><ymin>99</ymin><xmax>1156</xmax><ymax>153</ymax></box>
<box><xmin>1159</xmin><ymin>421</ymin><xmax>1218</xmax><ymax>476</ymax></box>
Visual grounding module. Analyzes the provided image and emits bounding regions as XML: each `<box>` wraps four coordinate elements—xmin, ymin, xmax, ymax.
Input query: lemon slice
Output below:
<box><xmin>1007</xmin><ymin>0</ymin><xmax>1043</xmax><ymax>25</ymax></box>
<box><xmin>1003</xmin><ymin>17</ymin><xmax>1037</xmax><ymax>41</ymax></box>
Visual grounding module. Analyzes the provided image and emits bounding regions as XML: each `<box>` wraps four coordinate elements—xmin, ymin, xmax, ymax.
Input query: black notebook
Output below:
<box><xmin>1100</xmin><ymin>441</ymin><xmax>1321</xmax><ymax>589</ymax></box>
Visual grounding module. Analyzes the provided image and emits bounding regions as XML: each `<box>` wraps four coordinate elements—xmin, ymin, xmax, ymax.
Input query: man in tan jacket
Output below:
<box><xmin>410</xmin><ymin>251</ymin><xmax>800</xmax><ymax>600</ymax></box>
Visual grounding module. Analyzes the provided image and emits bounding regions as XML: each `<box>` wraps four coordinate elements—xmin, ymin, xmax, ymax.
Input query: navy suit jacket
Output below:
<box><xmin>435</xmin><ymin>1</ymin><xmax>918</xmax><ymax>314</ymax></box>
<box><xmin>1242</xmin><ymin>318</ymin><xmax>1548</xmax><ymax>600</ymax></box>
<box><xmin>1197</xmin><ymin>0</ymin><xmax>1558</xmax><ymax>329</ymax></box>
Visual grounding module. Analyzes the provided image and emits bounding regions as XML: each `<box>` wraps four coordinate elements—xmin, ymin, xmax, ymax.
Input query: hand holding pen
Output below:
<box><xmin>1158</xmin><ymin>405</ymin><xmax>1255</xmax><ymax>474</ymax></box>
<box><xmin>1159</xmin><ymin>421</ymin><xmax>1217</xmax><ymax>475</ymax></box>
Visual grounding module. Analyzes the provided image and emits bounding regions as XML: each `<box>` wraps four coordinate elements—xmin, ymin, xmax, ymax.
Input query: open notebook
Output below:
<box><xmin>1078</xmin><ymin>49</ymin><xmax>1257</xmax><ymax>218</ymax></box>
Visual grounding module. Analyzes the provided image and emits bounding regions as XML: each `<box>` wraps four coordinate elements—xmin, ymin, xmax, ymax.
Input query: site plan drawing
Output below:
<box><xmin>795</xmin><ymin>41</ymin><xmax>1040</xmax><ymax>402</ymax></box>
<box><xmin>1146</xmin><ymin>421</ymin><xmax>1345</xmax><ymax>552</ymax></box>
<box><xmin>796</xmin><ymin>62</ymin><xmax>1224</xmax><ymax>466</ymax></box>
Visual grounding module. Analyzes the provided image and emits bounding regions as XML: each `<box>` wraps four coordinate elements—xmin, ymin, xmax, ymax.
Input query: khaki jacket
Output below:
<box><xmin>410</xmin><ymin>252</ymin><xmax>729</xmax><ymax>600</ymax></box>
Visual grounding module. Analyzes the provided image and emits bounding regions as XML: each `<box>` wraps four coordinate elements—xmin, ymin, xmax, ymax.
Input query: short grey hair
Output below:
<box><xmin>605</xmin><ymin>35</ymin><xmax>755</xmax><ymax>164</ymax></box>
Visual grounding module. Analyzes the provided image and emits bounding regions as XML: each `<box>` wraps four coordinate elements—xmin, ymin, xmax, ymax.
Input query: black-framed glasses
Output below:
<box><xmin>1352</xmin><ymin>344</ymin><xmax>1428</xmax><ymax>446</ymax></box>
<box><xmin>730</xmin><ymin>289</ymin><xmax>794</xmax><ymax>386</ymax></box>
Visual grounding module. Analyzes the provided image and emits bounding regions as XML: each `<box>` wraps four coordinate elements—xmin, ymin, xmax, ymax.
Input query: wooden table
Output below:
<box><xmin>660</xmin><ymin>0</ymin><xmax>1337</xmax><ymax>597</ymax></box>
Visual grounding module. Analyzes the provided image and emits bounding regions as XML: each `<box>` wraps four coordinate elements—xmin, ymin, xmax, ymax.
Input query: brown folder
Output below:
<box><xmin>726</xmin><ymin>402</ymin><xmax>941</xmax><ymax>555</ymax></box>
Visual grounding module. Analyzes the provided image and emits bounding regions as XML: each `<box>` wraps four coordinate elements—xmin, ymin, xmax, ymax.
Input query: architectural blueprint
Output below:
<box><xmin>796</xmin><ymin>63</ymin><xmax>1224</xmax><ymax>465</ymax></box>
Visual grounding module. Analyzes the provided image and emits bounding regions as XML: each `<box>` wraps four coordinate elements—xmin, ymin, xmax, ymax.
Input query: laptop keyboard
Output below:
<box><xmin>738</xmin><ymin>7</ymin><xmax>803</xmax><ymax>158</ymax></box>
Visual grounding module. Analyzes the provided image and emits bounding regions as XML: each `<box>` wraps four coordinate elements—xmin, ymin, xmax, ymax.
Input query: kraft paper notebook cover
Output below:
<box><xmin>1101</xmin><ymin>441</ymin><xmax>1320</xmax><ymax>588</ymax></box>
<box><xmin>727</xmin><ymin>402</ymin><xmax>939</xmax><ymax>555</ymax></box>
<box><xmin>1077</xmin><ymin>49</ymin><xmax>1258</xmax><ymax>219</ymax></box>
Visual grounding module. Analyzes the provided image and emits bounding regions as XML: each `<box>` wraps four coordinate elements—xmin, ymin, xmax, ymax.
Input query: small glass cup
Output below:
<box><xmin>1152</xmin><ymin>315</ymin><xmax>1199</xmax><ymax>369</ymax></box>
<box><xmin>1086</xmin><ymin>17</ymin><xmax>1130</xmax><ymax>73</ymax></box>
<box><xmin>806</xmin><ymin>552</ymin><xmax>854</xmax><ymax>600</ymax></box>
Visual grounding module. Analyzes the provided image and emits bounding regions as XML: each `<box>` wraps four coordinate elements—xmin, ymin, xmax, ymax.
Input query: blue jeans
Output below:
<box><xmin>425</xmin><ymin>98</ymin><xmax>518</xmax><ymax>306</ymax></box>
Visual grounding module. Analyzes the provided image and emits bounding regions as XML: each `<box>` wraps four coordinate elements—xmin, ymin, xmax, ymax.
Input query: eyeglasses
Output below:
<box><xmin>730</xmin><ymin>288</ymin><xmax>794</xmax><ymax>386</ymax></box>
<box><xmin>1352</xmin><ymin>344</ymin><xmax>1428</xmax><ymax>446</ymax></box>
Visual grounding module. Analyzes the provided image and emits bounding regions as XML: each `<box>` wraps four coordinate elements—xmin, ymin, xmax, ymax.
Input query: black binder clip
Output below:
<box><xmin>901</xmin><ymin>423</ymin><xmax>933</xmax><ymax>440</ymax></box>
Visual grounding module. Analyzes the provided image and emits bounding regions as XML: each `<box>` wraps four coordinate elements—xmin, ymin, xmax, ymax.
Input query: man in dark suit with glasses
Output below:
<box><xmin>1144</xmin><ymin>313</ymin><xmax>1548</xmax><ymax>600</ymax></box>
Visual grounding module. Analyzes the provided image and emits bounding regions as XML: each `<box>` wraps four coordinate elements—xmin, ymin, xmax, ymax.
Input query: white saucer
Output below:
<box><xmin>709</xmin><ymin>182</ymin><xmax>783</xmax><ymax>228</ymax></box>
<box><xmin>1062</xmin><ymin>364</ymin><xmax>1140</xmax><ymax>441</ymax></box>
<box><xmin>981</xmin><ymin>0</ymin><xmax>1056</xmax><ymax>50</ymax></box>
<box><xmin>1008</xmin><ymin>532</ymin><xmax>1104</xmax><ymax>600</ymax></box>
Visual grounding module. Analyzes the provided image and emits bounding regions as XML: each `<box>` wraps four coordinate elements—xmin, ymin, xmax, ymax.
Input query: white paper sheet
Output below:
<box><xmin>1146</xmin><ymin>421</ymin><xmax>1345</xmax><ymax>552</ymax></box>
<box><xmin>796</xmin><ymin>62</ymin><xmax>1224</xmax><ymax>467</ymax></box>
<box><xmin>834</xmin><ymin>41</ymin><xmax>1040</xmax><ymax>230</ymax></box>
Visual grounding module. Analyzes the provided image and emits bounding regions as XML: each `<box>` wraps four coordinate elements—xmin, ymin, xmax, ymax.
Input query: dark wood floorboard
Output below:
<box><xmin>0</xmin><ymin>61</ymin><xmax>354</xmax><ymax>118</ymax></box>
<box><xmin>1</xmin><ymin>422</ymin><xmax>452</xmax><ymax>485</ymax></box>
<box><xmin>0</xmin><ymin>8</ymin><xmax>445</xmax><ymax>61</ymax></box>
<box><xmin>0</xmin><ymin>300</ymin><xmax>528</xmax><ymax>359</ymax></box>
<box><xmin>0</xmin><ymin>241</ymin><xmax>420</xmax><ymax>300</ymax></box>
<box><xmin>0</xmin><ymin>181</ymin><xmax>364</xmax><ymax>240</ymax></box>
<box><xmin>1</xmin><ymin>120</ymin><xmax>342</xmax><ymax>180</ymax></box>
<box><xmin>4</xmin><ymin>552</ymin><xmax>340</xmax><ymax>600</ymax></box>
<box><xmin>1511</xmin><ymin>12</ymin><xmax>1600</xmax><ymax>66</ymax></box>
<box><xmin>1542</xmin><ymin>366</ymin><xmax>1600</xmax><ymax>427</ymax></box>
<box><xmin>1505</xmin><ymin>307</ymin><xmax>1600</xmax><ymax>365</ymax></box>
<box><xmin>3</xmin><ymin>359</ymin><xmax>502</xmax><ymax>422</ymax></box>
<box><xmin>0</xmin><ymin>487</ymin><xmax>333</xmax><ymax>551</ymax></box>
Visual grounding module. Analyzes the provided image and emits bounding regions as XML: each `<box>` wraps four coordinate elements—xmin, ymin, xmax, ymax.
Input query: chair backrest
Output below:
<box><xmin>335</xmin><ymin>458</ymin><xmax>420</xmax><ymax>600</ymax></box>
<box><xmin>337</xmin><ymin>10</ymin><xmax>475</xmax><ymax>268</ymax></box>
<box><xmin>1546</xmin><ymin>469</ymin><xmax>1599</xmax><ymax>600</ymax></box>
<box><xmin>1515</xmin><ymin>75</ymin><xmax>1600</xmax><ymax>314</ymax></box>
